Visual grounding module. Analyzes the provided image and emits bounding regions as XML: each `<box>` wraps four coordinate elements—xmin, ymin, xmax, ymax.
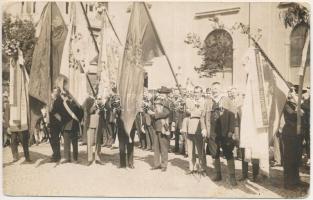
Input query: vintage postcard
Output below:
<box><xmin>1</xmin><ymin>0</ymin><xmax>310</xmax><ymax>198</ymax></box>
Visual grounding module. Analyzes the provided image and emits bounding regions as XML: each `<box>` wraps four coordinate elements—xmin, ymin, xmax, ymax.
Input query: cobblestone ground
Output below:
<box><xmin>2</xmin><ymin>140</ymin><xmax>310</xmax><ymax>198</ymax></box>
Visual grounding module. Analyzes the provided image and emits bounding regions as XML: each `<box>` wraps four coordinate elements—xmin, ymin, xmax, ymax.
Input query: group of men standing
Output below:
<box><xmin>4</xmin><ymin>77</ymin><xmax>310</xmax><ymax>189</ymax></box>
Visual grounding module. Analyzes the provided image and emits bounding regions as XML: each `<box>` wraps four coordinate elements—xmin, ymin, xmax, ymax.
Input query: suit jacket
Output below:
<box><xmin>82</xmin><ymin>96</ymin><xmax>98</xmax><ymax>129</ymax></box>
<box><xmin>144</xmin><ymin>112</ymin><xmax>152</xmax><ymax>127</ymax></box>
<box><xmin>62</xmin><ymin>99</ymin><xmax>84</xmax><ymax>132</ymax></box>
<box><xmin>200</xmin><ymin>96</ymin><xmax>236</xmax><ymax>138</ymax></box>
<box><xmin>152</xmin><ymin>107</ymin><xmax>170</xmax><ymax>132</ymax></box>
<box><xmin>50</xmin><ymin>96</ymin><xmax>65</xmax><ymax>130</ymax></box>
<box><xmin>172</xmin><ymin>110</ymin><xmax>187</xmax><ymax>130</ymax></box>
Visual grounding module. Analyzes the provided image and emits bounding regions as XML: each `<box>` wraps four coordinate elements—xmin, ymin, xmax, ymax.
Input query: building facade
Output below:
<box><xmin>3</xmin><ymin>2</ymin><xmax>310</xmax><ymax>91</ymax></box>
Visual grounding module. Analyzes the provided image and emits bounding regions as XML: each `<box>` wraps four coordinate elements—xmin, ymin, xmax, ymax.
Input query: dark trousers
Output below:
<box><xmin>10</xmin><ymin>131</ymin><xmax>30</xmax><ymax>160</ymax></box>
<box><xmin>174</xmin><ymin>129</ymin><xmax>181</xmax><ymax>152</ymax></box>
<box><xmin>303</xmin><ymin>128</ymin><xmax>310</xmax><ymax>158</ymax></box>
<box><xmin>139</xmin><ymin>131</ymin><xmax>147</xmax><ymax>148</ymax></box>
<box><xmin>63</xmin><ymin>131</ymin><xmax>78</xmax><ymax>161</ymax></box>
<box><xmin>145</xmin><ymin>126</ymin><xmax>154</xmax><ymax>150</ymax></box>
<box><xmin>50</xmin><ymin>126</ymin><xmax>61</xmax><ymax>160</ymax></box>
<box><xmin>208</xmin><ymin>136</ymin><xmax>234</xmax><ymax>160</ymax></box>
<box><xmin>282</xmin><ymin>133</ymin><xmax>302</xmax><ymax>187</ymax></box>
<box><xmin>118</xmin><ymin>127</ymin><xmax>135</xmax><ymax>167</ymax></box>
<box><xmin>82</xmin><ymin>125</ymin><xmax>88</xmax><ymax>144</ymax></box>
<box><xmin>103</xmin><ymin>123</ymin><xmax>114</xmax><ymax>146</ymax></box>
<box><xmin>153</xmin><ymin>131</ymin><xmax>170</xmax><ymax>168</ymax></box>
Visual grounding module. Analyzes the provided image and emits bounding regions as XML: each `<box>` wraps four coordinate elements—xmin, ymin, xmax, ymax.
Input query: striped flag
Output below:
<box><xmin>240</xmin><ymin>47</ymin><xmax>289</xmax><ymax>176</ymax></box>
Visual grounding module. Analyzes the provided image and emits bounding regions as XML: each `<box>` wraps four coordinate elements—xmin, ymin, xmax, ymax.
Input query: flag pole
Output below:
<box><xmin>49</xmin><ymin>2</ymin><xmax>53</xmax><ymax>104</ymax></box>
<box><xmin>296</xmin><ymin>30</ymin><xmax>310</xmax><ymax>135</ymax></box>
<box><xmin>250</xmin><ymin>37</ymin><xmax>291</xmax><ymax>90</ymax></box>
<box><xmin>77</xmin><ymin>60</ymin><xmax>97</xmax><ymax>97</ymax></box>
<box><xmin>104</xmin><ymin>9</ymin><xmax>122</xmax><ymax>45</ymax></box>
<box><xmin>77</xmin><ymin>2</ymin><xmax>99</xmax><ymax>97</ymax></box>
<box><xmin>142</xmin><ymin>2</ymin><xmax>182</xmax><ymax>95</ymax></box>
<box><xmin>80</xmin><ymin>2</ymin><xmax>99</xmax><ymax>53</ymax></box>
<box><xmin>97</xmin><ymin>10</ymin><xmax>105</xmax><ymax>82</ymax></box>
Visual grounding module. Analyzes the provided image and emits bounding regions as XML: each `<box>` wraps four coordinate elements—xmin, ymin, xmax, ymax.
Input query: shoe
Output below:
<box><xmin>150</xmin><ymin>166</ymin><xmax>161</xmax><ymax>170</ymax></box>
<box><xmin>25</xmin><ymin>158</ymin><xmax>32</xmax><ymax>163</ymax></box>
<box><xmin>161</xmin><ymin>167</ymin><xmax>167</xmax><ymax>172</ymax></box>
<box><xmin>198</xmin><ymin>169</ymin><xmax>207</xmax><ymax>176</ymax></box>
<box><xmin>12</xmin><ymin>158</ymin><xmax>19</xmax><ymax>163</ymax></box>
<box><xmin>185</xmin><ymin>170</ymin><xmax>194</xmax><ymax>175</ymax></box>
<box><xmin>118</xmin><ymin>165</ymin><xmax>126</xmax><ymax>169</ymax></box>
<box><xmin>87</xmin><ymin>161</ymin><xmax>93</xmax><ymax>166</ymax></box>
<box><xmin>95</xmin><ymin>160</ymin><xmax>104</xmax><ymax>165</ymax></box>
<box><xmin>48</xmin><ymin>158</ymin><xmax>58</xmax><ymax>163</ymax></box>
<box><xmin>128</xmin><ymin>164</ymin><xmax>135</xmax><ymax>169</ymax></box>
<box><xmin>80</xmin><ymin>143</ymin><xmax>87</xmax><ymax>146</ymax></box>
<box><xmin>61</xmin><ymin>160</ymin><xmax>71</xmax><ymax>164</ymax></box>
<box><xmin>72</xmin><ymin>160</ymin><xmax>79</xmax><ymax>164</ymax></box>
<box><xmin>184</xmin><ymin>154</ymin><xmax>188</xmax><ymax>158</ymax></box>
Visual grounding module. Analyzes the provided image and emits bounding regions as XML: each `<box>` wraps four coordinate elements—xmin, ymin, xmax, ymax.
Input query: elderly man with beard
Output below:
<box><xmin>201</xmin><ymin>82</ymin><xmax>238</xmax><ymax>186</ymax></box>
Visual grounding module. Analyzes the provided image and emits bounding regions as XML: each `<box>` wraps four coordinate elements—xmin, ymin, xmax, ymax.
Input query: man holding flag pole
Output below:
<box><xmin>117</xmin><ymin>2</ymin><xmax>181</xmax><ymax>169</ymax></box>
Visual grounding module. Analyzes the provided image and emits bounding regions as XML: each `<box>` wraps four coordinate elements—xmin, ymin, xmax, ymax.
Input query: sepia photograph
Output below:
<box><xmin>1</xmin><ymin>0</ymin><xmax>311</xmax><ymax>198</ymax></box>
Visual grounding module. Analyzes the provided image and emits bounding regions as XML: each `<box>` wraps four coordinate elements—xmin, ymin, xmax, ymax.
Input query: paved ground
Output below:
<box><xmin>2</xmin><ymin>140</ymin><xmax>310</xmax><ymax>198</ymax></box>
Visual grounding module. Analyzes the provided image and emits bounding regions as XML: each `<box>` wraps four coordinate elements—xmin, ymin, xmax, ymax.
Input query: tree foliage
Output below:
<box><xmin>184</xmin><ymin>25</ymin><xmax>233</xmax><ymax>78</ymax></box>
<box><xmin>280</xmin><ymin>3</ymin><xmax>310</xmax><ymax>28</ymax></box>
<box><xmin>2</xmin><ymin>12</ymin><xmax>36</xmax><ymax>75</ymax></box>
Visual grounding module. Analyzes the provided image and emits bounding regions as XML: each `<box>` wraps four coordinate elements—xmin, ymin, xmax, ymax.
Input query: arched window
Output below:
<box><xmin>290</xmin><ymin>22</ymin><xmax>310</xmax><ymax>68</ymax></box>
<box><xmin>204</xmin><ymin>29</ymin><xmax>233</xmax><ymax>70</ymax></box>
<box><xmin>203</xmin><ymin>29</ymin><xmax>233</xmax><ymax>80</ymax></box>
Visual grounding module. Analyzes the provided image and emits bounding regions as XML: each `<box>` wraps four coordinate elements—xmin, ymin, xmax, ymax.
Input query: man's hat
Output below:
<box><xmin>157</xmin><ymin>86</ymin><xmax>172</xmax><ymax>94</ymax></box>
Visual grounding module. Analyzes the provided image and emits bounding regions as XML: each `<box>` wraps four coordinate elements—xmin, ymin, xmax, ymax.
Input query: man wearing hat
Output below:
<box><xmin>149</xmin><ymin>86</ymin><xmax>172</xmax><ymax>172</ymax></box>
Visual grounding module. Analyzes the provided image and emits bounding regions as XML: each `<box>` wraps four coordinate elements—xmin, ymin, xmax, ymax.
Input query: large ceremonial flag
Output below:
<box><xmin>29</xmin><ymin>2</ymin><xmax>68</xmax><ymax>130</ymax></box>
<box><xmin>240</xmin><ymin>46</ymin><xmax>289</xmax><ymax>176</ymax></box>
<box><xmin>59</xmin><ymin>2</ymin><xmax>90</xmax><ymax>105</ymax></box>
<box><xmin>118</xmin><ymin>2</ymin><xmax>165</xmax><ymax>136</ymax></box>
<box><xmin>9</xmin><ymin>49</ymin><xmax>30</xmax><ymax>132</ymax></box>
<box><xmin>29</xmin><ymin>2</ymin><xmax>68</xmax><ymax>104</ymax></box>
<box><xmin>97</xmin><ymin>10</ymin><xmax>122</xmax><ymax>100</ymax></box>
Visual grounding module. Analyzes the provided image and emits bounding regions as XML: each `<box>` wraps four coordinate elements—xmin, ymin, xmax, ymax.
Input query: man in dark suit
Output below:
<box><xmin>201</xmin><ymin>82</ymin><xmax>238</xmax><ymax>186</ymax></box>
<box><xmin>60</xmin><ymin>91</ymin><xmax>84</xmax><ymax>164</ymax></box>
<box><xmin>49</xmin><ymin>87</ymin><xmax>64</xmax><ymax>162</ymax></box>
